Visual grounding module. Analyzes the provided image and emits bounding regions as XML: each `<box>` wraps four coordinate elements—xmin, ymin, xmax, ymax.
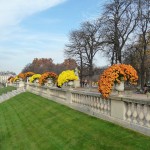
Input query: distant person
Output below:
<box><xmin>143</xmin><ymin>83</ymin><xmax>148</xmax><ymax>94</ymax></box>
<box><xmin>84</xmin><ymin>79</ymin><xmax>87</xmax><ymax>87</ymax></box>
<box><xmin>82</xmin><ymin>80</ymin><xmax>85</xmax><ymax>87</ymax></box>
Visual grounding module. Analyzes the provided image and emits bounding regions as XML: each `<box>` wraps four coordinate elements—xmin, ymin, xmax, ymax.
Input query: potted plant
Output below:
<box><xmin>18</xmin><ymin>73</ymin><xmax>25</xmax><ymax>81</ymax></box>
<box><xmin>29</xmin><ymin>74</ymin><xmax>41</xmax><ymax>84</ymax></box>
<box><xmin>24</xmin><ymin>72</ymin><xmax>35</xmax><ymax>82</ymax></box>
<box><xmin>39</xmin><ymin>72</ymin><xmax>58</xmax><ymax>86</ymax></box>
<box><xmin>98</xmin><ymin>64</ymin><xmax>138</xmax><ymax>98</ymax></box>
<box><xmin>57</xmin><ymin>70</ymin><xmax>78</xmax><ymax>88</ymax></box>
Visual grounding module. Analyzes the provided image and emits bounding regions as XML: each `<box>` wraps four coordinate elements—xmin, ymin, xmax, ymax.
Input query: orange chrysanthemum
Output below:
<box><xmin>24</xmin><ymin>72</ymin><xmax>35</xmax><ymax>79</ymax></box>
<box><xmin>39</xmin><ymin>72</ymin><xmax>58</xmax><ymax>85</ymax></box>
<box><xmin>18</xmin><ymin>73</ymin><xmax>25</xmax><ymax>80</ymax></box>
<box><xmin>98</xmin><ymin>64</ymin><xmax>138</xmax><ymax>99</ymax></box>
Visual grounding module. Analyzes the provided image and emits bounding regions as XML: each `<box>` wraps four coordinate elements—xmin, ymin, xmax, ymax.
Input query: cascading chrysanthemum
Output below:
<box><xmin>57</xmin><ymin>70</ymin><xmax>78</xmax><ymax>87</ymax></box>
<box><xmin>29</xmin><ymin>74</ymin><xmax>41</xmax><ymax>83</ymax></box>
<box><xmin>39</xmin><ymin>72</ymin><xmax>58</xmax><ymax>85</ymax></box>
<box><xmin>98</xmin><ymin>64</ymin><xmax>138</xmax><ymax>99</ymax></box>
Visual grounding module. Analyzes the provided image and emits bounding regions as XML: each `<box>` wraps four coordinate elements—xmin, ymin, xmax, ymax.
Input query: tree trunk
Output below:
<box><xmin>88</xmin><ymin>63</ymin><xmax>93</xmax><ymax>88</ymax></box>
<box><xmin>140</xmin><ymin>65</ymin><xmax>145</xmax><ymax>89</ymax></box>
<box><xmin>111</xmin><ymin>47</ymin><xmax>115</xmax><ymax>65</ymax></box>
<box><xmin>79</xmin><ymin>56</ymin><xmax>83</xmax><ymax>87</ymax></box>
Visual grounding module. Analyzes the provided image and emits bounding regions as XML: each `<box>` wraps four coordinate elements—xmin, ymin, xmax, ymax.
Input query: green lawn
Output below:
<box><xmin>0</xmin><ymin>92</ymin><xmax>150</xmax><ymax>150</ymax></box>
<box><xmin>0</xmin><ymin>86</ymin><xmax>16</xmax><ymax>95</ymax></box>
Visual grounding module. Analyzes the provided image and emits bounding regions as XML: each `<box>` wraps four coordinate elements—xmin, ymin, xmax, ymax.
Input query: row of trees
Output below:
<box><xmin>22</xmin><ymin>58</ymin><xmax>77</xmax><ymax>74</ymax></box>
<box><xmin>64</xmin><ymin>0</ymin><xmax>150</xmax><ymax>88</ymax></box>
<box><xmin>22</xmin><ymin>58</ymin><xmax>105</xmax><ymax>84</ymax></box>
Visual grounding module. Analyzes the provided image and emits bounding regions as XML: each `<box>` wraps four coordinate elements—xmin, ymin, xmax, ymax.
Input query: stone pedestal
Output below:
<box><xmin>74</xmin><ymin>80</ymin><xmax>80</xmax><ymax>88</ymax></box>
<box><xmin>111</xmin><ymin>97</ymin><xmax>126</xmax><ymax>120</ymax></box>
<box><xmin>18</xmin><ymin>81</ymin><xmax>25</xmax><ymax>88</ymax></box>
<box><xmin>115</xmin><ymin>81</ymin><xmax>124</xmax><ymax>97</ymax></box>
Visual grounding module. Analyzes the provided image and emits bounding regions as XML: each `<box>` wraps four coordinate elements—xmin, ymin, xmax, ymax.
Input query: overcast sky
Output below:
<box><xmin>0</xmin><ymin>0</ymin><xmax>108</xmax><ymax>74</ymax></box>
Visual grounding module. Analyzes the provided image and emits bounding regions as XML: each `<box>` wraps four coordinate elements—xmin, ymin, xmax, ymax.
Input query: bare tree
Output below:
<box><xmin>65</xmin><ymin>19</ymin><xmax>104</xmax><ymax>86</ymax></box>
<box><xmin>102</xmin><ymin>0</ymin><xmax>138</xmax><ymax>64</ymax></box>
<box><xmin>65</xmin><ymin>30</ymin><xmax>87</xmax><ymax>83</ymax></box>
<box><xmin>136</xmin><ymin>0</ymin><xmax>150</xmax><ymax>88</ymax></box>
<box><xmin>80</xmin><ymin>20</ymin><xmax>104</xmax><ymax>86</ymax></box>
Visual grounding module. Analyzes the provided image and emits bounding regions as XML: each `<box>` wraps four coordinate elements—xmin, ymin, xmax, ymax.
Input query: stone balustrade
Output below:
<box><xmin>72</xmin><ymin>91</ymin><xmax>111</xmax><ymax>116</ymax></box>
<box><xmin>124</xmin><ymin>99</ymin><xmax>150</xmax><ymax>128</ymax></box>
<box><xmin>9</xmin><ymin>82</ymin><xmax>150</xmax><ymax>136</ymax></box>
<box><xmin>0</xmin><ymin>88</ymin><xmax>25</xmax><ymax>103</ymax></box>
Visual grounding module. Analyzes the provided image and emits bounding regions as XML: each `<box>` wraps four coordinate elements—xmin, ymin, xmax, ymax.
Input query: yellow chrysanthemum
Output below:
<box><xmin>13</xmin><ymin>76</ymin><xmax>19</xmax><ymax>82</ymax></box>
<box><xmin>29</xmin><ymin>74</ymin><xmax>41</xmax><ymax>83</ymax></box>
<box><xmin>57</xmin><ymin>70</ymin><xmax>78</xmax><ymax>87</ymax></box>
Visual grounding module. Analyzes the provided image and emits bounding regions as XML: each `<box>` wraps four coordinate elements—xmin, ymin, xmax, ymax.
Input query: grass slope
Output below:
<box><xmin>0</xmin><ymin>92</ymin><xmax>150</xmax><ymax>150</ymax></box>
<box><xmin>0</xmin><ymin>86</ymin><xmax>16</xmax><ymax>95</ymax></box>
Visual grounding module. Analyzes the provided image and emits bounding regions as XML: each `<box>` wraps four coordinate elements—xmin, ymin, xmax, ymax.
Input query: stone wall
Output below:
<box><xmin>0</xmin><ymin>88</ymin><xmax>25</xmax><ymax>103</ymax></box>
<box><xmin>16</xmin><ymin>82</ymin><xmax>150</xmax><ymax>136</ymax></box>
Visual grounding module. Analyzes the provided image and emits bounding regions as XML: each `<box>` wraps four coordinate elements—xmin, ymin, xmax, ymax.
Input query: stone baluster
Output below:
<box><xmin>75</xmin><ymin>94</ymin><xmax>77</xmax><ymax>103</ymax></box>
<box><xmin>126</xmin><ymin>102</ymin><xmax>132</xmax><ymax>122</ymax></box>
<box><xmin>137</xmin><ymin>104</ymin><xmax>145</xmax><ymax>126</ymax></box>
<box><xmin>89</xmin><ymin>96</ymin><xmax>92</xmax><ymax>107</ymax></box>
<box><xmin>93</xmin><ymin>97</ymin><xmax>96</xmax><ymax>111</ymax></box>
<box><xmin>75</xmin><ymin>93</ymin><xmax>77</xmax><ymax>103</ymax></box>
<box><xmin>144</xmin><ymin>105</ymin><xmax>150</xmax><ymax>127</ymax></box>
<box><xmin>83</xmin><ymin>95</ymin><xmax>85</xmax><ymax>105</ymax></box>
<box><xmin>79</xmin><ymin>94</ymin><xmax>81</xmax><ymax>104</ymax></box>
<box><xmin>104</xmin><ymin>100</ymin><xmax>108</xmax><ymax>114</ymax></box>
<box><xmin>132</xmin><ymin>103</ymin><xmax>138</xmax><ymax>124</ymax></box>
<box><xmin>93</xmin><ymin>97</ymin><xmax>96</xmax><ymax>110</ymax></box>
<box><xmin>80</xmin><ymin>94</ymin><xmax>82</xmax><ymax>104</ymax></box>
<box><xmin>94</xmin><ymin>97</ymin><xmax>97</xmax><ymax>112</ymax></box>
<box><xmin>79</xmin><ymin>94</ymin><xmax>81</xmax><ymax>103</ymax></box>
<box><xmin>96</xmin><ymin>97</ymin><xmax>100</xmax><ymax>113</ymax></box>
<box><xmin>88</xmin><ymin>96</ymin><xmax>90</xmax><ymax>107</ymax></box>
<box><xmin>84</xmin><ymin>95</ymin><xmax>86</xmax><ymax>106</ymax></box>
<box><xmin>100</xmin><ymin>98</ymin><xmax>104</xmax><ymax>113</ymax></box>
<box><xmin>107</xmin><ymin>100</ymin><xmax>111</xmax><ymax>115</ymax></box>
<box><xmin>77</xmin><ymin>94</ymin><xmax>79</xmax><ymax>103</ymax></box>
<box><xmin>89</xmin><ymin>96</ymin><xmax>92</xmax><ymax>108</ymax></box>
<box><xmin>86</xmin><ymin>95</ymin><xmax>89</xmax><ymax>107</ymax></box>
<box><xmin>76</xmin><ymin>93</ymin><xmax>79</xmax><ymax>104</ymax></box>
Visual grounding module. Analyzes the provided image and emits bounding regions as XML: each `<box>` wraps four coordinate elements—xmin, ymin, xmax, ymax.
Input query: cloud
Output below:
<box><xmin>0</xmin><ymin>0</ymin><xmax>68</xmax><ymax>73</ymax></box>
<box><xmin>0</xmin><ymin>30</ymin><xmax>68</xmax><ymax>73</ymax></box>
<box><xmin>0</xmin><ymin>0</ymin><xmax>67</xmax><ymax>28</ymax></box>
<box><xmin>0</xmin><ymin>46</ymin><xmax>65</xmax><ymax>74</ymax></box>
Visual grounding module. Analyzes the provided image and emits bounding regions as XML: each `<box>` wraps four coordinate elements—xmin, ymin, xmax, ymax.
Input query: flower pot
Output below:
<box><xmin>68</xmin><ymin>81</ymin><xmax>74</xmax><ymax>86</ymax></box>
<box><xmin>48</xmin><ymin>79</ymin><xmax>53</xmax><ymax>84</ymax></box>
<box><xmin>35</xmin><ymin>79</ymin><xmax>39</xmax><ymax>83</ymax></box>
<box><xmin>47</xmin><ymin>79</ymin><xmax>54</xmax><ymax>87</ymax></box>
<box><xmin>115</xmin><ymin>81</ymin><xmax>124</xmax><ymax>97</ymax></box>
<box><xmin>115</xmin><ymin>81</ymin><xmax>124</xmax><ymax>92</ymax></box>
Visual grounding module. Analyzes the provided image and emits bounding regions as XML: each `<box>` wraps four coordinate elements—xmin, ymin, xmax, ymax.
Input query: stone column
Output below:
<box><xmin>66</xmin><ymin>89</ymin><xmax>72</xmax><ymax>104</ymax></box>
<box><xmin>17</xmin><ymin>81</ymin><xmax>25</xmax><ymax>90</ymax></box>
<box><xmin>111</xmin><ymin>96</ymin><xmax>126</xmax><ymax>120</ymax></box>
